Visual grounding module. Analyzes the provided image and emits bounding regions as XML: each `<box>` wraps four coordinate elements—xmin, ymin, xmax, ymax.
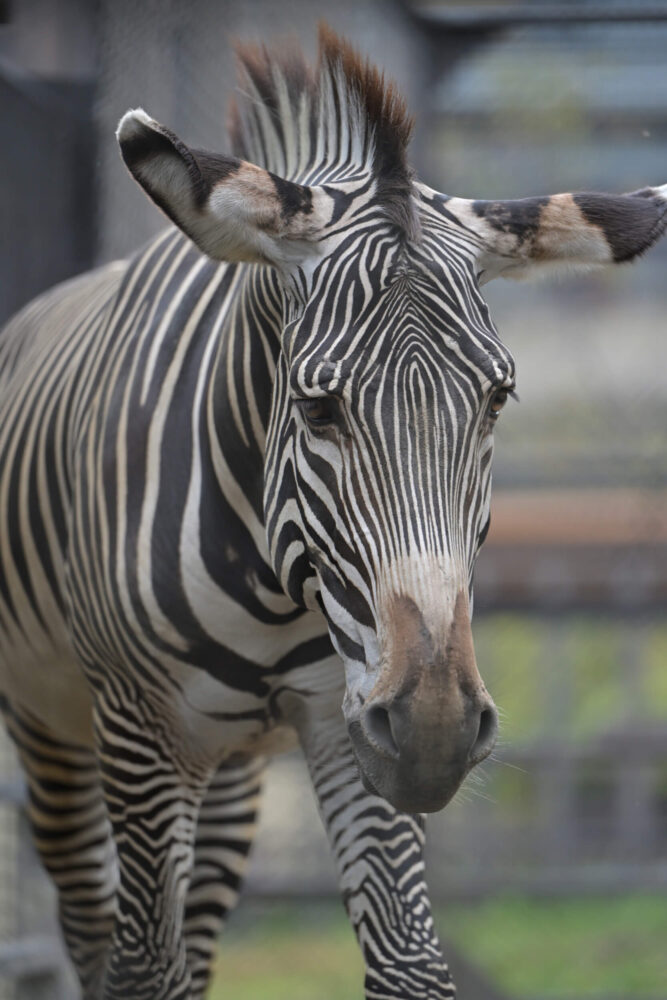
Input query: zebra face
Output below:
<box><xmin>117</xmin><ymin>52</ymin><xmax>667</xmax><ymax>815</ymax></box>
<box><xmin>264</xmin><ymin>208</ymin><xmax>512</xmax><ymax>813</ymax></box>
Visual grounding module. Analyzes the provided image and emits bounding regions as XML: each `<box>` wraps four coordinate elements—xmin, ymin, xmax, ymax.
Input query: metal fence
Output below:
<box><xmin>2</xmin><ymin>2</ymin><xmax>667</xmax><ymax>998</ymax></box>
<box><xmin>1</xmin><ymin>607</ymin><xmax>664</xmax><ymax>997</ymax></box>
<box><xmin>0</xmin><ymin>729</ymin><xmax>77</xmax><ymax>1000</ymax></box>
<box><xmin>242</xmin><ymin>608</ymin><xmax>667</xmax><ymax>899</ymax></box>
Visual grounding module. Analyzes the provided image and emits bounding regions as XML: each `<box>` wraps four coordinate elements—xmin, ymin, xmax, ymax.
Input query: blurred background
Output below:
<box><xmin>0</xmin><ymin>1</ymin><xmax>666</xmax><ymax>998</ymax></box>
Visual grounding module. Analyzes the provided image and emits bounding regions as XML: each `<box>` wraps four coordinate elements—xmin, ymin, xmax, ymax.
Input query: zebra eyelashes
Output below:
<box><xmin>295</xmin><ymin>395</ymin><xmax>343</xmax><ymax>431</ymax></box>
<box><xmin>294</xmin><ymin>389</ymin><xmax>517</xmax><ymax>431</ymax></box>
<box><xmin>489</xmin><ymin>389</ymin><xmax>508</xmax><ymax>418</ymax></box>
<box><xmin>488</xmin><ymin>384</ymin><xmax>518</xmax><ymax>420</ymax></box>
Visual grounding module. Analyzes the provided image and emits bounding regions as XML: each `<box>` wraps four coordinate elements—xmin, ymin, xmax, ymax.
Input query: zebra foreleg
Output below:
<box><xmin>93</xmin><ymin>690</ymin><xmax>211</xmax><ymax>1000</ymax></box>
<box><xmin>5</xmin><ymin>707</ymin><xmax>116</xmax><ymax>999</ymax></box>
<box><xmin>185</xmin><ymin>754</ymin><xmax>264</xmax><ymax>999</ymax></box>
<box><xmin>301</xmin><ymin>715</ymin><xmax>455</xmax><ymax>1000</ymax></box>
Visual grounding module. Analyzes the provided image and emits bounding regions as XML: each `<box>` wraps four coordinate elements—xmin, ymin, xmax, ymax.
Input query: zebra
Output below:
<box><xmin>1</xmin><ymin>26</ymin><xmax>666</xmax><ymax>1000</ymax></box>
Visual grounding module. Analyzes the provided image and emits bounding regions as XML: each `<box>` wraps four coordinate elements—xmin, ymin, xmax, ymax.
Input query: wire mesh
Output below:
<box><xmin>1</xmin><ymin>1</ymin><xmax>667</xmax><ymax>997</ymax></box>
<box><xmin>0</xmin><ymin>728</ymin><xmax>19</xmax><ymax>1000</ymax></box>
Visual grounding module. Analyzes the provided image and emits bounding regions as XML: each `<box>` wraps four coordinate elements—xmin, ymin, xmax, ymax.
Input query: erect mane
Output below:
<box><xmin>229</xmin><ymin>24</ymin><xmax>416</xmax><ymax>235</ymax></box>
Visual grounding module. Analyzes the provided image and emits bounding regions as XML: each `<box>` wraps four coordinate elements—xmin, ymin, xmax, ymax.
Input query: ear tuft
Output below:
<box><xmin>116</xmin><ymin>107</ymin><xmax>155</xmax><ymax>143</ymax></box>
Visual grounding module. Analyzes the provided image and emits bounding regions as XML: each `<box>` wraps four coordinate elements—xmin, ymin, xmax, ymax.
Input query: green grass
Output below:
<box><xmin>209</xmin><ymin>901</ymin><xmax>363</xmax><ymax>999</ymax></box>
<box><xmin>441</xmin><ymin>894</ymin><xmax>667</xmax><ymax>997</ymax></box>
<box><xmin>209</xmin><ymin>894</ymin><xmax>667</xmax><ymax>999</ymax></box>
<box><xmin>208</xmin><ymin>615</ymin><xmax>667</xmax><ymax>998</ymax></box>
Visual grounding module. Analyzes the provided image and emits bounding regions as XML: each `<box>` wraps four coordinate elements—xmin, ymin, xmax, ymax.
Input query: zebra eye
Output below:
<box><xmin>296</xmin><ymin>396</ymin><xmax>340</xmax><ymax>428</ymax></box>
<box><xmin>489</xmin><ymin>386</ymin><xmax>511</xmax><ymax>419</ymax></box>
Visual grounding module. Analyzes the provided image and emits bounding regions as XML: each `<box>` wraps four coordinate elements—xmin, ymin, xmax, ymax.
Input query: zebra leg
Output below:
<box><xmin>301</xmin><ymin>712</ymin><xmax>455</xmax><ymax>1000</ymax></box>
<box><xmin>4</xmin><ymin>708</ymin><xmax>116</xmax><ymax>998</ymax></box>
<box><xmin>93</xmin><ymin>690</ymin><xmax>211</xmax><ymax>1000</ymax></box>
<box><xmin>185</xmin><ymin>754</ymin><xmax>264</xmax><ymax>999</ymax></box>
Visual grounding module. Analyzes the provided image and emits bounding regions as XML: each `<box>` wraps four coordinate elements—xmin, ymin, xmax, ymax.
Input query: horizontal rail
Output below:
<box><xmin>487</xmin><ymin>488</ymin><xmax>667</xmax><ymax>547</ymax></box>
<box><xmin>496</xmin><ymin>729</ymin><xmax>667</xmax><ymax>765</ymax></box>
<box><xmin>413</xmin><ymin>3</ymin><xmax>667</xmax><ymax>29</ymax></box>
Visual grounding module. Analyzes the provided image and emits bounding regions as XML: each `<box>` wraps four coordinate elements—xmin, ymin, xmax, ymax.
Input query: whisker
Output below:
<box><xmin>488</xmin><ymin>755</ymin><xmax>529</xmax><ymax>775</ymax></box>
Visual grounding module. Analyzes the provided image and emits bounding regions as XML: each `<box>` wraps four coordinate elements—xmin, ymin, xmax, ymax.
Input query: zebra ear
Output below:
<box><xmin>443</xmin><ymin>188</ymin><xmax>667</xmax><ymax>283</ymax></box>
<box><xmin>116</xmin><ymin>109</ymin><xmax>326</xmax><ymax>268</ymax></box>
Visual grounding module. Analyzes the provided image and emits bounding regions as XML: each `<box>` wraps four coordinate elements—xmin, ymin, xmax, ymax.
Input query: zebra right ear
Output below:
<box><xmin>442</xmin><ymin>187</ymin><xmax>667</xmax><ymax>283</ymax></box>
<box><xmin>117</xmin><ymin>109</ymin><xmax>327</xmax><ymax>268</ymax></box>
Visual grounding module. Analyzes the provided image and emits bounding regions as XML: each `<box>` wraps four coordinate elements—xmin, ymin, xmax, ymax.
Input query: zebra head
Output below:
<box><xmin>117</xmin><ymin>30</ymin><xmax>667</xmax><ymax>813</ymax></box>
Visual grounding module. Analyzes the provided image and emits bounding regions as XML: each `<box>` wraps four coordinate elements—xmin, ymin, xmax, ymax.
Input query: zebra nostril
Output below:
<box><xmin>364</xmin><ymin>704</ymin><xmax>400</xmax><ymax>759</ymax></box>
<box><xmin>469</xmin><ymin>704</ymin><xmax>499</xmax><ymax>766</ymax></box>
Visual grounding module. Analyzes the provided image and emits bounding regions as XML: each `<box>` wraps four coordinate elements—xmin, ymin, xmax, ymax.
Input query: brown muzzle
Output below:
<box><xmin>346</xmin><ymin>590</ymin><xmax>497</xmax><ymax>812</ymax></box>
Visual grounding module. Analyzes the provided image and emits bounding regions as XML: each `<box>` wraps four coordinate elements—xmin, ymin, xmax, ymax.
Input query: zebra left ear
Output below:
<box><xmin>116</xmin><ymin>109</ymin><xmax>327</xmax><ymax>268</ymax></box>
<box><xmin>443</xmin><ymin>186</ymin><xmax>667</xmax><ymax>283</ymax></box>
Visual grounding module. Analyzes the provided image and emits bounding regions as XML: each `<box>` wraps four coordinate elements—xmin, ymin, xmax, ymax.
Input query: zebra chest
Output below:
<box><xmin>64</xmin><ymin>465</ymin><xmax>342</xmax><ymax>758</ymax></box>
<box><xmin>164</xmin><ymin>608</ymin><xmax>340</xmax><ymax>761</ymax></box>
<box><xmin>125</xmin><ymin>551</ymin><xmax>340</xmax><ymax>759</ymax></box>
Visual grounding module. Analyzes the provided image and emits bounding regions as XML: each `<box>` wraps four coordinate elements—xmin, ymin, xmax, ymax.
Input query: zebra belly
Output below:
<box><xmin>0</xmin><ymin>640</ymin><xmax>95</xmax><ymax>747</ymax></box>
<box><xmin>0</xmin><ymin>261</ymin><xmax>127</xmax><ymax>747</ymax></box>
<box><xmin>0</xmin><ymin>632</ymin><xmax>343</xmax><ymax>764</ymax></box>
<box><xmin>0</xmin><ymin>631</ymin><xmax>343</xmax><ymax>765</ymax></box>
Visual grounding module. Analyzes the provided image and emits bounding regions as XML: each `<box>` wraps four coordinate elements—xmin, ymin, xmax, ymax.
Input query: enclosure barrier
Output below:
<box><xmin>0</xmin><ymin>730</ymin><xmax>77</xmax><ymax>1000</ymax></box>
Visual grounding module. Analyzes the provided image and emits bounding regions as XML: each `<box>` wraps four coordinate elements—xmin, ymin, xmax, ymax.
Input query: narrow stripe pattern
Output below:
<box><xmin>0</xmin><ymin>31</ymin><xmax>515</xmax><ymax>1000</ymax></box>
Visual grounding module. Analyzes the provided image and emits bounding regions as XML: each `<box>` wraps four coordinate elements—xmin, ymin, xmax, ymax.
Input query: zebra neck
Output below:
<box><xmin>207</xmin><ymin>263</ymin><xmax>284</xmax><ymax>537</ymax></box>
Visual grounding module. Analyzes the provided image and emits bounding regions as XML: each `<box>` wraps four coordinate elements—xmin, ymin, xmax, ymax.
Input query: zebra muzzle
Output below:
<box><xmin>345</xmin><ymin>590</ymin><xmax>498</xmax><ymax>813</ymax></box>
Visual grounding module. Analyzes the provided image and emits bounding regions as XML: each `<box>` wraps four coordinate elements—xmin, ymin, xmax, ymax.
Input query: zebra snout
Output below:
<box><xmin>345</xmin><ymin>586</ymin><xmax>499</xmax><ymax>812</ymax></box>
<box><xmin>351</xmin><ymin>689</ymin><xmax>499</xmax><ymax>814</ymax></box>
<box><xmin>363</xmin><ymin>703</ymin><xmax>400</xmax><ymax>758</ymax></box>
<box><xmin>469</xmin><ymin>699</ymin><xmax>499</xmax><ymax>766</ymax></box>
<box><xmin>363</xmin><ymin>688</ymin><xmax>498</xmax><ymax>768</ymax></box>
